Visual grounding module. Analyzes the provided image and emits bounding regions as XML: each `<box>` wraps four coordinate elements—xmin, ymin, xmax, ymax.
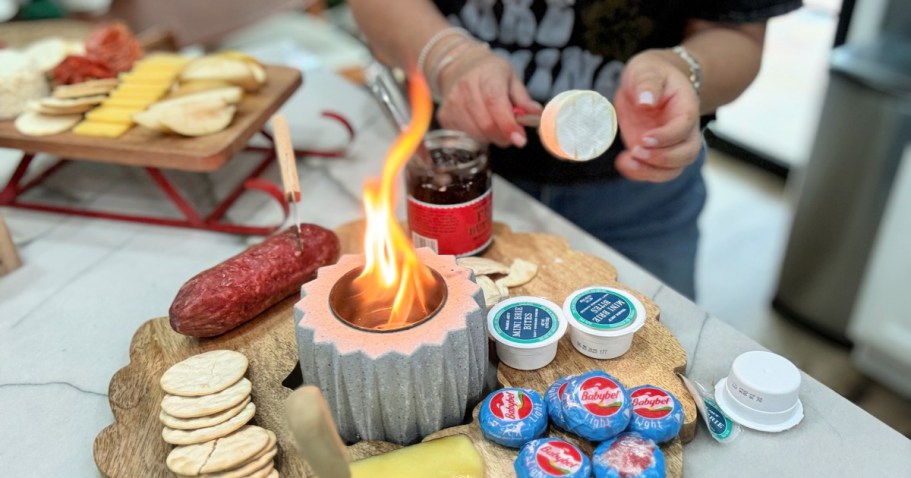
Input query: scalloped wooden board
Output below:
<box><xmin>94</xmin><ymin>222</ymin><xmax>693</xmax><ymax>477</ymax></box>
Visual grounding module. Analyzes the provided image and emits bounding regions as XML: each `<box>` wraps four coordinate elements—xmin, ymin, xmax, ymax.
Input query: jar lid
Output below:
<box><xmin>562</xmin><ymin>286</ymin><xmax>646</xmax><ymax>337</ymax></box>
<box><xmin>487</xmin><ymin>296</ymin><xmax>567</xmax><ymax>350</ymax></box>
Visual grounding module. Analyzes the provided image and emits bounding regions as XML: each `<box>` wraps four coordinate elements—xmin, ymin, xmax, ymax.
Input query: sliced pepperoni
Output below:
<box><xmin>51</xmin><ymin>55</ymin><xmax>115</xmax><ymax>85</ymax></box>
<box><xmin>85</xmin><ymin>22</ymin><xmax>144</xmax><ymax>73</ymax></box>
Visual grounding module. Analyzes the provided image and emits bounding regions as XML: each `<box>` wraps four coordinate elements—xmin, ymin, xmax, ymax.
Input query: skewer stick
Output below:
<box><xmin>271</xmin><ymin>114</ymin><xmax>301</xmax><ymax>204</ymax></box>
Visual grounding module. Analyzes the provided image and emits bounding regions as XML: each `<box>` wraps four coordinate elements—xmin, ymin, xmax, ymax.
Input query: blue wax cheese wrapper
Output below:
<box><xmin>593</xmin><ymin>432</ymin><xmax>666</xmax><ymax>478</ymax></box>
<box><xmin>515</xmin><ymin>438</ymin><xmax>592</xmax><ymax>478</ymax></box>
<box><xmin>480</xmin><ymin>387</ymin><xmax>548</xmax><ymax>448</ymax></box>
<box><xmin>626</xmin><ymin>385</ymin><xmax>685</xmax><ymax>443</ymax></box>
<box><xmin>562</xmin><ymin>371</ymin><xmax>631</xmax><ymax>441</ymax></box>
<box><xmin>545</xmin><ymin>376</ymin><xmax>572</xmax><ymax>430</ymax></box>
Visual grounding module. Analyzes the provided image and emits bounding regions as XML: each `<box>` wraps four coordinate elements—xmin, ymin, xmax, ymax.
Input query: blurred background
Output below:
<box><xmin>1</xmin><ymin>0</ymin><xmax>908</xmax><ymax>436</ymax></box>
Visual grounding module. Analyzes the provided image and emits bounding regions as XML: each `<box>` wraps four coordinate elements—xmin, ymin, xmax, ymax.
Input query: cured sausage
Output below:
<box><xmin>85</xmin><ymin>22</ymin><xmax>143</xmax><ymax>73</ymax></box>
<box><xmin>169</xmin><ymin>224</ymin><xmax>340</xmax><ymax>337</ymax></box>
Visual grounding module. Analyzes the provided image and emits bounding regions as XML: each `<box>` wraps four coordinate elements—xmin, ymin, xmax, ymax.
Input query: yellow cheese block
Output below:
<box><xmin>85</xmin><ymin>107</ymin><xmax>140</xmax><ymax>124</ymax></box>
<box><xmin>130</xmin><ymin>63</ymin><xmax>183</xmax><ymax>75</ymax></box>
<box><xmin>119</xmin><ymin>71</ymin><xmax>178</xmax><ymax>84</ymax></box>
<box><xmin>108</xmin><ymin>90</ymin><xmax>165</xmax><ymax>102</ymax></box>
<box><xmin>114</xmin><ymin>83</ymin><xmax>171</xmax><ymax>95</ymax></box>
<box><xmin>141</xmin><ymin>53</ymin><xmax>191</xmax><ymax>66</ymax></box>
<box><xmin>72</xmin><ymin>120</ymin><xmax>132</xmax><ymax>138</ymax></box>
<box><xmin>102</xmin><ymin>98</ymin><xmax>156</xmax><ymax>109</ymax></box>
<box><xmin>349</xmin><ymin>435</ymin><xmax>484</xmax><ymax>478</ymax></box>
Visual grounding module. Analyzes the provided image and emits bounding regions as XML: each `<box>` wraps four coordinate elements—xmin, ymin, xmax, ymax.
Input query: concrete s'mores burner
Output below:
<box><xmin>294</xmin><ymin>249</ymin><xmax>488</xmax><ymax>444</ymax></box>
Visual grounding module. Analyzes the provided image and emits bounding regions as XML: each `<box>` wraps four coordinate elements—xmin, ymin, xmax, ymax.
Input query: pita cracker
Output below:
<box><xmin>457</xmin><ymin>257</ymin><xmax>509</xmax><ymax>276</ymax></box>
<box><xmin>499</xmin><ymin>258</ymin><xmax>539</xmax><ymax>288</ymax></box>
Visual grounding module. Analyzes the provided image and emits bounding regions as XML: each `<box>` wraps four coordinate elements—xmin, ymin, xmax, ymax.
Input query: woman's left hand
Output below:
<box><xmin>613</xmin><ymin>49</ymin><xmax>703</xmax><ymax>182</ymax></box>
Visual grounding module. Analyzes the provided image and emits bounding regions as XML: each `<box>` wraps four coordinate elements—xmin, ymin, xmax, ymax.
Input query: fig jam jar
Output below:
<box><xmin>406</xmin><ymin>130</ymin><xmax>493</xmax><ymax>257</ymax></box>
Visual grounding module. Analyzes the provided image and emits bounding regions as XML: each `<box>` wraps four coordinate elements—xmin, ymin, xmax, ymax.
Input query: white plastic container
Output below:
<box><xmin>714</xmin><ymin>350</ymin><xmax>804</xmax><ymax>432</ymax></box>
<box><xmin>561</xmin><ymin>286</ymin><xmax>646</xmax><ymax>359</ymax></box>
<box><xmin>487</xmin><ymin>296</ymin><xmax>567</xmax><ymax>370</ymax></box>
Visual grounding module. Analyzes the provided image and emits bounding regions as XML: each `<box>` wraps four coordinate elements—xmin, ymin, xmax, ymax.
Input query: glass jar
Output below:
<box><xmin>406</xmin><ymin>130</ymin><xmax>493</xmax><ymax>257</ymax></box>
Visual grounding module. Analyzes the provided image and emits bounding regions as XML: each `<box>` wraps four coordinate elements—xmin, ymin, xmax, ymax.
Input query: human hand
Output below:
<box><xmin>613</xmin><ymin>49</ymin><xmax>702</xmax><ymax>182</ymax></box>
<box><xmin>435</xmin><ymin>45</ymin><xmax>542</xmax><ymax>148</ymax></box>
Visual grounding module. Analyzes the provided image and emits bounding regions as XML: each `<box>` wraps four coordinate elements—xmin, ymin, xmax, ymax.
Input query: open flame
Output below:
<box><xmin>349</xmin><ymin>70</ymin><xmax>438</xmax><ymax>329</ymax></box>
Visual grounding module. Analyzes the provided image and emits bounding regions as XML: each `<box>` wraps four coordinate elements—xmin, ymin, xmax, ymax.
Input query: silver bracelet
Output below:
<box><xmin>672</xmin><ymin>45</ymin><xmax>702</xmax><ymax>97</ymax></box>
<box><xmin>417</xmin><ymin>27</ymin><xmax>470</xmax><ymax>77</ymax></box>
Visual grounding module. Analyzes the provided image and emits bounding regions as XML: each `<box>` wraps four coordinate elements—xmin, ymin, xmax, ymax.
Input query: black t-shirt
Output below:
<box><xmin>432</xmin><ymin>0</ymin><xmax>802</xmax><ymax>183</ymax></box>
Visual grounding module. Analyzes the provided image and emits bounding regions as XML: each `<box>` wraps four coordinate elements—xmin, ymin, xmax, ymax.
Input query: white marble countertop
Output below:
<box><xmin>1</xmin><ymin>68</ymin><xmax>908</xmax><ymax>477</ymax></box>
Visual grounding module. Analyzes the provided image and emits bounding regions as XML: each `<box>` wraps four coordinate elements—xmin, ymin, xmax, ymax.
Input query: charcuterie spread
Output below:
<box><xmin>86</xmin><ymin>58</ymin><xmax>712</xmax><ymax>478</ymax></box>
<box><xmin>5</xmin><ymin>23</ymin><xmax>270</xmax><ymax>139</ymax></box>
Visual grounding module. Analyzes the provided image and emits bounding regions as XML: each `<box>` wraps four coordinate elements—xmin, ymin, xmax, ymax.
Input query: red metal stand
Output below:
<box><xmin>0</xmin><ymin>112</ymin><xmax>354</xmax><ymax>235</ymax></box>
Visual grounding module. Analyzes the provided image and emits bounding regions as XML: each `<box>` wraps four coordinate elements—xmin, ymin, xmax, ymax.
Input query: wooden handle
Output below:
<box><xmin>513</xmin><ymin>106</ymin><xmax>540</xmax><ymax>128</ymax></box>
<box><xmin>286</xmin><ymin>385</ymin><xmax>351</xmax><ymax>478</ymax></box>
<box><xmin>271</xmin><ymin>114</ymin><xmax>301</xmax><ymax>203</ymax></box>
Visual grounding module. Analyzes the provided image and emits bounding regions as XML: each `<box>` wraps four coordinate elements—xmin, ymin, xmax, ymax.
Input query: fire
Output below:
<box><xmin>350</xmin><ymin>70</ymin><xmax>437</xmax><ymax>329</ymax></box>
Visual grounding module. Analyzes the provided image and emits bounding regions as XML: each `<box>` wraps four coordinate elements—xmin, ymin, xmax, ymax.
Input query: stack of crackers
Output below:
<box><xmin>160</xmin><ymin>350</ymin><xmax>278</xmax><ymax>477</ymax></box>
<box><xmin>14</xmin><ymin>79</ymin><xmax>117</xmax><ymax>136</ymax></box>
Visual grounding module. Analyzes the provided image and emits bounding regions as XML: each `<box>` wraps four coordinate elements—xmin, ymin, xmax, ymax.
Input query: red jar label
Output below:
<box><xmin>407</xmin><ymin>189</ymin><xmax>493</xmax><ymax>257</ymax></box>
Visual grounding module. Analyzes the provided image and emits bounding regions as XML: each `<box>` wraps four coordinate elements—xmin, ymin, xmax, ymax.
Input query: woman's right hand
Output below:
<box><xmin>435</xmin><ymin>47</ymin><xmax>542</xmax><ymax>148</ymax></box>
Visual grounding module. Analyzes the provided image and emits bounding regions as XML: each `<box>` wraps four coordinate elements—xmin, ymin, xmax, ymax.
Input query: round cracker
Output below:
<box><xmin>167</xmin><ymin>439</ymin><xmax>217</xmax><ymax>476</ymax></box>
<box><xmin>14</xmin><ymin>111</ymin><xmax>81</xmax><ymax>136</ymax></box>
<box><xmin>160</xmin><ymin>396</ymin><xmax>250</xmax><ymax>430</ymax></box>
<box><xmin>200</xmin><ymin>426</ymin><xmax>271</xmax><ymax>474</ymax></box>
<box><xmin>200</xmin><ymin>444</ymin><xmax>276</xmax><ymax>478</ymax></box>
<box><xmin>161</xmin><ymin>350</ymin><xmax>248</xmax><ymax>397</ymax></box>
<box><xmin>33</xmin><ymin>103</ymin><xmax>94</xmax><ymax>115</ymax></box>
<box><xmin>41</xmin><ymin>95</ymin><xmax>108</xmax><ymax>108</ymax></box>
<box><xmin>53</xmin><ymin>79</ymin><xmax>118</xmax><ymax>99</ymax></box>
<box><xmin>162</xmin><ymin>402</ymin><xmax>256</xmax><ymax>445</ymax></box>
<box><xmin>162</xmin><ymin>377</ymin><xmax>251</xmax><ymax>417</ymax></box>
<box><xmin>243</xmin><ymin>462</ymin><xmax>275</xmax><ymax>478</ymax></box>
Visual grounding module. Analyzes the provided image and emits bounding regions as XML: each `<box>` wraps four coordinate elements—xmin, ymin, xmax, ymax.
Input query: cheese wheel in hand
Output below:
<box><xmin>539</xmin><ymin>89</ymin><xmax>617</xmax><ymax>162</ymax></box>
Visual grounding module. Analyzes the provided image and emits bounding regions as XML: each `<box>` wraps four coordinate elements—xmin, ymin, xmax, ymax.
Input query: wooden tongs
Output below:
<box><xmin>271</xmin><ymin>114</ymin><xmax>303</xmax><ymax>249</ymax></box>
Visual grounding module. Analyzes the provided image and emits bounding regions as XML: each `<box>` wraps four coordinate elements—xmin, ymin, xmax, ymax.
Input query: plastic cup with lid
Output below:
<box><xmin>714</xmin><ymin>350</ymin><xmax>804</xmax><ymax>432</ymax></box>
<box><xmin>487</xmin><ymin>296</ymin><xmax>567</xmax><ymax>371</ymax></box>
<box><xmin>561</xmin><ymin>286</ymin><xmax>646</xmax><ymax>359</ymax></box>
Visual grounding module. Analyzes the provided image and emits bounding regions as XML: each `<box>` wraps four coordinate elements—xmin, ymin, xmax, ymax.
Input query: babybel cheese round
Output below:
<box><xmin>592</xmin><ymin>432</ymin><xmax>666</xmax><ymax>478</ymax></box>
<box><xmin>627</xmin><ymin>385</ymin><xmax>685</xmax><ymax>443</ymax></box>
<box><xmin>515</xmin><ymin>438</ymin><xmax>592</xmax><ymax>478</ymax></box>
<box><xmin>545</xmin><ymin>376</ymin><xmax>573</xmax><ymax>431</ymax></box>
<box><xmin>561</xmin><ymin>371</ymin><xmax>631</xmax><ymax>441</ymax></box>
<box><xmin>479</xmin><ymin>387</ymin><xmax>548</xmax><ymax>448</ymax></box>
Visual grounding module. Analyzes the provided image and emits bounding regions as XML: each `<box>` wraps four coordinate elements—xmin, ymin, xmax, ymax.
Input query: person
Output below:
<box><xmin>347</xmin><ymin>0</ymin><xmax>801</xmax><ymax>299</ymax></box>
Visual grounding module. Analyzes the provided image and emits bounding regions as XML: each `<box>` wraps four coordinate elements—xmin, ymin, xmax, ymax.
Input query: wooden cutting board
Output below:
<box><xmin>94</xmin><ymin>222</ymin><xmax>695</xmax><ymax>477</ymax></box>
<box><xmin>0</xmin><ymin>65</ymin><xmax>301</xmax><ymax>172</ymax></box>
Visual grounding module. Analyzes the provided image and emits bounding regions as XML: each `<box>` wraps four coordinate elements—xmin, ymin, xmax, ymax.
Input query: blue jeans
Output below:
<box><xmin>507</xmin><ymin>147</ymin><xmax>707</xmax><ymax>299</ymax></box>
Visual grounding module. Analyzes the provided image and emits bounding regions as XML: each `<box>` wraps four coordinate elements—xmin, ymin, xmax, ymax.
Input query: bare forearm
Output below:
<box><xmin>348</xmin><ymin>0</ymin><xmax>452</xmax><ymax>69</ymax></box>
<box><xmin>670</xmin><ymin>20</ymin><xmax>767</xmax><ymax>114</ymax></box>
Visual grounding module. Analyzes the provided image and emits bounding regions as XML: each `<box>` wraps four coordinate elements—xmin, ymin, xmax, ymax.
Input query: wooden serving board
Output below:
<box><xmin>0</xmin><ymin>65</ymin><xmax>301</xmax><ymax>172</ymax></box>
<box><xmin>94</xmin><ymin>222</ymin><xmax>695</xmax><ymax>477</ymax></box>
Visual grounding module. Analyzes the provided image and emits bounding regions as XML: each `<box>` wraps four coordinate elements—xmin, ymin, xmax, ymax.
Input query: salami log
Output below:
<box><xmin>169</xmin><ymin>224</ymin><xmax>340</xmax><ymax>337</ymax></box>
